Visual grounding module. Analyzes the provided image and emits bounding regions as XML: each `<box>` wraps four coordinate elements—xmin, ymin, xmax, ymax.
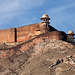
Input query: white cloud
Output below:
<box><xmin>0</xmin><ymin>0</ymin><xmax>44</xmax><ymax>29</ymax></box>
<box><xmin>0</xmin><ymin>0</ymin><xmax>44</xmax><ymax>13</ymax></box>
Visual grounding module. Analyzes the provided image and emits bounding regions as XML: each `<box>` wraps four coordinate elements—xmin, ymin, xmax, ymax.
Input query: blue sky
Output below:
<box><xmin>0</xmin><ymin>0</ymin><xmax>75</xmax><ymax>33</ymax></box>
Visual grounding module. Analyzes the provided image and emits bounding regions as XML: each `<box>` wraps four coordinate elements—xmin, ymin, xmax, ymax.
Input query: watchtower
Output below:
<box><xmin>68</xmin><ymin>30</ymin><xmax>74</xmax><ymax>42</ymax></box>
<box><xmin>41</xmin><ymin>14</ymin><xmax>50</xmax><ymax>33</ymax></box>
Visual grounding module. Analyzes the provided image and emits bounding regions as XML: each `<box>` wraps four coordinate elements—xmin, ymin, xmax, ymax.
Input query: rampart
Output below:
<box><xmin>0</xmin><ymin>23</ymin><xmax>43</xmax><ymax>43</ymax></box>
<box><xmin>16</xmin><ymin>23</ymin><xmax>42</xmax><ymax>42</ymax></box>
<box><xmin>0</xmin><ymin>13</ymin><xmax>67</xmax><ymax>58</ymax></box>
<box><xmin>0</xmin><ymin>23</ymin><xmax>58</xmax><ymax>43</ymax></box>
<box><xmin>0</xmin><ymin>21</ymin><xmax>67</xmax><ymax>58</ymax></box>
<box><xmin>0</xmin><ymin>28</ymin><xmax>16</xmax><ymax>42</ymax></box>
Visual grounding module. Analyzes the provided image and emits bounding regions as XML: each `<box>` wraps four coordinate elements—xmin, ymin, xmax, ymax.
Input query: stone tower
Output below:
<box><xmin>41</xmin><ymin>14</ymin><xmax>50</xmax><ymax>33</ymax></box>
<box><xmin>68</xmin><ymin>30</ymin><xmax>74</xmax><ymax>42</ymax></box>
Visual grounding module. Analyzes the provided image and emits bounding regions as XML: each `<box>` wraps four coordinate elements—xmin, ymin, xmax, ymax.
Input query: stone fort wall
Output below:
<box><xmin>0</xmin><ymin>23</ymin><xmax>42</xmax><ymax>43</ymax></box>
<box><xmin>0</xmin><ymin>22</ymin><xmax>67</xmax><ymax>43</ymax></box>
<box><xmin>16</xmin><ymin>23</ymin><xmax>42</xmax><ymax>42</ymax></box>
<box><xmin>0</xmin><ymin>28</ymin><xmax>16</xmax><ymax>42</ymax></box>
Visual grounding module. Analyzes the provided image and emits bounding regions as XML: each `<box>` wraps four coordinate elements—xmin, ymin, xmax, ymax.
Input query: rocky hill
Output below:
<box><xmin>0</xmin><ymin>39</ymin><xmax>75</xmax><ymax>75</ymax></box>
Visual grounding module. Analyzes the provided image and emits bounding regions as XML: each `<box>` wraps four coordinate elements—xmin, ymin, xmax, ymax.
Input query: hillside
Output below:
<box><xmin>0</xmin><ymin>40</ymin><xmax>75</xmax><ymax>75</ymax></box>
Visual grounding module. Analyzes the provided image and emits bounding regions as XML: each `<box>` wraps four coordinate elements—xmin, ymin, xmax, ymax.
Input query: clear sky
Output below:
<box><xmin>0</xmin><ymin>0</ymin><xmax>75</xmax><ymax>33</ymax></box>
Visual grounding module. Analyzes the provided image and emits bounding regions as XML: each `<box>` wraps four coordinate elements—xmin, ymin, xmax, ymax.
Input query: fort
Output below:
<box><xmin>0</xmin><ymin>14</ymin><xmax>67</xmax><ymax>43</ymax></box>
<box><xmin>0</xmin><ymin>14</ymin><xmax>68</xmax><ymax>58</ymax></box>
<box><xmin>0</xmin><ymin>14</ymin><xmax>75</xmax><ymax>75</ymax></box>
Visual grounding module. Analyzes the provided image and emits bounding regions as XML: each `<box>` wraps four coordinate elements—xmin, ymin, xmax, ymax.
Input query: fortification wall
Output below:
<box><xmin>16</xmin><ymin>23</ymin><xmax>42</xmax><ymax>42</ymax></box>
<box><xmin>0</xmin><ymin>23</ymin><xmax>42</xmax><ymax>43</ymax></box>
<box><xmin>0</xmin><ymin>31</ymin><xmax>67</xmax><ymax>58</ymax></box>
<box><xmin>0</xmin><ymin>23</ymin><xmax>58</xmax><ymax>43</ymax></box>
<box><xmin>0</xmin><ymin>28</ymin><xmax>16</xmax><ymax>42</ymax></box>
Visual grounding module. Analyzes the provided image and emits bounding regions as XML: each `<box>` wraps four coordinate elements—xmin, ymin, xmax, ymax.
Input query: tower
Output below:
<box><xmin>41</xmin><ymin>14</ymin><xmax>50</xmax><ymax>33</ymax></box>
<box><xmin>68</xmin><ymin>30</ymin><xmax>74</xmax><ymax>42</ymax></box>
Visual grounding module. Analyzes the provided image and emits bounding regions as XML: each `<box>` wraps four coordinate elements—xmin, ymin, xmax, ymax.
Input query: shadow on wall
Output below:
<box><xmin>15</xmin><ymin>28</ymin><xmax>17</xmax><ymax>42</ymax></box>
<box><xmin>60</xmin><ymin>31</ymin><xmax>67</xmax><ymax>41</ymax></box>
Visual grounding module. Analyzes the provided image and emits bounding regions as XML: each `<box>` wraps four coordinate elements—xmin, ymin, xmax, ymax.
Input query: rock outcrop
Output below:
<box><xmin>0</xmin><ymin>39</ymin><xmax>75</xmax><ymax>75</ymax></box>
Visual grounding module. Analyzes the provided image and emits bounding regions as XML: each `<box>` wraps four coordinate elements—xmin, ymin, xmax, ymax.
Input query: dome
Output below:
<box><xmin>42</xmin><ymin>14</ymin><xmax>49</xmax><ymax>18</ymax></box>
<box><xmin>41</xmin><ymin>14</ymin><xmax>50</xmax><ymax>20</ymax></box>
<box><xmin>68</xmin><ymin>30</ymin><xmax>74</xmax><ymax>34</ymax></box>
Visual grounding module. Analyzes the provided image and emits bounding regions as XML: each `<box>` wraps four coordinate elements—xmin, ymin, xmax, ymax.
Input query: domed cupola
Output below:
<box><xmin>41</xmin><ymin>14</ymin><xmax>50</xmax><ymax>19</ymax></box>
<box><xmin>68</xmin><ymin>30</ymin><xmax>74</xmax><ymax>35</ymax></box>
<box><xmin>41</xmin><ymin>14</ymin><xmax>50</xmax><ymax>24</ymax></box>
<box><xmin>68</xmin><ymin>30</ymin><xmax>74</xmax><ymax>42</ymax></box>
<box><xmin>40</xmin><ymin>14</ymin><xmax>50</xmax><ymax>33</ymax></box>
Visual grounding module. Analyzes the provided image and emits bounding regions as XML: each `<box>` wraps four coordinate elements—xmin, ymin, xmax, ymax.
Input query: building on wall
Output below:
<box><xmin>0</xmin><ymin>14</ymin><xmax>67</xmax><ymax>43</ymax></box>
<box><xmin>68</xmin><ymin>30</ymin><xmax>74</xmax><ymax>42</ymax></box>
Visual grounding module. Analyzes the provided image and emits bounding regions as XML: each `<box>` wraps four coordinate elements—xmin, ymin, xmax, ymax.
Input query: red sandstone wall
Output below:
<box><xmin>16</xmin><ymin>23</ymin><xmax>42</xmax><ymax>42</ymax></box>
<box><xmin>0</xmin><ymin>28</ymin><xmax>16</xmax><ymax>42</ymax></box>
<box><xmin>0</xmin><ymin>22</ymin><xmax>63</xmax><ymax>43</ymax></box>
<box><xmin>0</xmin><ymin>23</ymin><xmax>42</xmax><ymax>43</ymax></box>
<box><xmin>0</xmin><ymin>29</ymin><xmax>9</xmax><ymax>42</ymax></box>
<box><xmin>9</xmin><ymin>28</ymin><xmax>16</xmax><ymax>42</ymax></box>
